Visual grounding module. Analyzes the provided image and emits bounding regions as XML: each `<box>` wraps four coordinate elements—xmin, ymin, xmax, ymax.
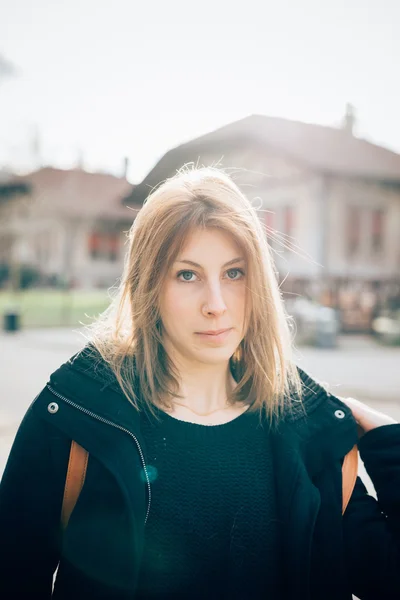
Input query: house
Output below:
<box><xmin>123</xmin><ymin>109</ymin><xmax>400</xmax><ymax>331</ymax></box>
<box><xmin>0</xmin><ymin>167</ymin><xmax>139</xmax><ymax>289</ymax></box>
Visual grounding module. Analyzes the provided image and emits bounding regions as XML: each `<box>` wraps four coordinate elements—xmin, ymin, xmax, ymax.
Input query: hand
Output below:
<box><xmin>341</xmin><ymin>397</ymin><xmax>397</xmax><ymax>437</ymax></box>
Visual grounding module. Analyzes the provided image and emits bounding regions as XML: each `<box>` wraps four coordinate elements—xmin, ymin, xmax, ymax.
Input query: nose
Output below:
<box><xmin>202</xmin><ymin>282</ymin><xmax>227</xmax><ymax>317</ymax></box>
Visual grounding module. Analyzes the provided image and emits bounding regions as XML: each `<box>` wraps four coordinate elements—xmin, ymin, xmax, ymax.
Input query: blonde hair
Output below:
<box><xmin>86</xmin><ymin>166</ymin><xmax>301</xmax><ymax>420</ymax></box>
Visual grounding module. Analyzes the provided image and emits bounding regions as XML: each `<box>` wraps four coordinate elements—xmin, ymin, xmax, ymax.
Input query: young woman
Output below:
<box><xmin>0</xmin><ymin>167</ymin><xmax>399</xmax><ymax>600</ymax></box>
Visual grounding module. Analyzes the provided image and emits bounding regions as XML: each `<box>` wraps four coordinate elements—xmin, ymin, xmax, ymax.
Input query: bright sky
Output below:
<box><xmin>0</xmin><ymin>0</ymin><xmax>399</xmax><ymax>182</ymax></box>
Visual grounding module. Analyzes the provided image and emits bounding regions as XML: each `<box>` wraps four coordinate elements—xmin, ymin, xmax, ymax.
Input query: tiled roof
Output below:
<box><xmin>14</xmin><ymin>167</ymin><xmax>137</xmax><ymax>220</ymax></box>
<box><xmin>124</xmin><ymin>114</ymin><xmax>400</xmax><ymax>205</ymax></box>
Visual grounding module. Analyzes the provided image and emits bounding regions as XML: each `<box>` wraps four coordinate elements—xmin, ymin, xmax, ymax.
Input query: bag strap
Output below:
<box><xmin>60</xmin><ymin>440</ymin><xmax>358</xmax><ymax>528</ymax></box>
<box><xmin>341</xmin><ymin>444</ymin><xmax>358</xmax><ymax>514</ymax></box>
<box><xmin>61</xmin><ymin>440</ymin><xmax>89</xmax><ymax>530</ymax></box>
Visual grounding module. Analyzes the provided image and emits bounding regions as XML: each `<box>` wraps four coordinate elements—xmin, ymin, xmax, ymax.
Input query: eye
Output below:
<box><xmin>225</xmin><ymin>268</ymin><xmax>245</xmax><ymax>280</ymax></box>
<box><xmin>177</xmin><ymin>270</ymin><xmax>197</xmax><ymax>282</ymax></box>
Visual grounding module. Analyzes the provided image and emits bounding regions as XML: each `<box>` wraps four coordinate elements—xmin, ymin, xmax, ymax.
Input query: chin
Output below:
<box><xmin>194</xmin><ymin>347</ymin><xmax>236</xmax><ymax>365</ymax></box>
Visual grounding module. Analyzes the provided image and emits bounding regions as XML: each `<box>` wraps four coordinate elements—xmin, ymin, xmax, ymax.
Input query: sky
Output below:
<box><xmin>0</xmin><ymin>0</ymin><xmax>399</xmax><ymax>183</ymax></box>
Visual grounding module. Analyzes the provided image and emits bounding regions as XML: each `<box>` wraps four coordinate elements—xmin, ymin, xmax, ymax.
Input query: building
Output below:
<box><xmin>124</xmin><ymin>110</ymin><xmax>400</xmax><ymax>331</ymax></box>
<box><xmin>0</xmin><ymin>167</ymin><xmax>139</xmax><ymax>289</ymax></box>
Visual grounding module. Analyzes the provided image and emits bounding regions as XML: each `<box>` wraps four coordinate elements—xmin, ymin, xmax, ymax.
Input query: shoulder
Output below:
<box><xmin>278</xmin><ymin>367</ymin><xmax>358</xmax><ymax>459</ymax></box>
<box><xmin>282</xmin><ymin>367</ymin><xmax>346</xmax><ymax>421</ymax></box>
<box><xmin>26</xmin><ymin>344</ymin><xmax>128</xmax><ymax>425</ymax></box>
<box><xmin>49</xmin><ymin>343</ymin><xmax>122</xmax><ymax>396</ymax></box>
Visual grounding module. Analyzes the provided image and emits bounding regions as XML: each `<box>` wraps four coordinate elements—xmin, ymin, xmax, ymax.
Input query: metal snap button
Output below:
<box><xmin>334</xmin><ymin>409</ymin><xmax>345</xmax><ymax>419</ymax></box>
<box><xmin>47</xmin><ymin>402</ymin><xmax>59</xmax><ymax>414</ymax></box>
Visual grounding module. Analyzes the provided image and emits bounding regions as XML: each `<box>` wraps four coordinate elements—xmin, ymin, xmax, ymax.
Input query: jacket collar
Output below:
<box><xmin>48</xmin><ymin>345</ymin><xmax>358</xmax><ymax>467</ymax></box>
<box><xmin>48</xmin><ymin>345</ymin><xmax>142</xmax><ymax>432</ymax></box>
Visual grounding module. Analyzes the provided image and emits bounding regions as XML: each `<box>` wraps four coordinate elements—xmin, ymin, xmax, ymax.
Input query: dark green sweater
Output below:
<box><xmin>137</xmin><ymin>408</ymin><xmax>281</xmax><ymax>599</ymax></box>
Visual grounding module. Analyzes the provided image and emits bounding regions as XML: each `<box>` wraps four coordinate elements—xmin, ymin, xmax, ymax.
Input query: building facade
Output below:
<box><xmin>0</xmin><ymin>167</ymin><xmax>138</xmax><ymax>289</ymax></box>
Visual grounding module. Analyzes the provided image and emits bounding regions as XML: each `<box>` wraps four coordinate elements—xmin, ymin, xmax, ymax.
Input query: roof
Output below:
<box><xmin>124</xmin><ymin>114</ymin><xmax>400</xmax><ymax>205</ymax></box>
<box><xmin>13</xmin><ymin>167</ymin><xmax>137</xmax><ymax>220</ymax></box>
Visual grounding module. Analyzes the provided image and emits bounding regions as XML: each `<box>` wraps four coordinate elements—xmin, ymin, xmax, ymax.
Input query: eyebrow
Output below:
<box><xmin>176</xmin><ymin>257</ymin><xmax>245</xmax><ymax>269</ymax></box>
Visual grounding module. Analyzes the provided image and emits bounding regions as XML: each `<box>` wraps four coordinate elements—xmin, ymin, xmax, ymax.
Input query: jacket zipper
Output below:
<box><xmin>46</xmin><ymin>383</ymin><xmax>151</xmax><ymax>524</ymax></box>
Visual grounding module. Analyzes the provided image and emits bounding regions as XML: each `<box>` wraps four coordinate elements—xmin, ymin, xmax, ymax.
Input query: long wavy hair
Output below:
<box><xmin>85</xmin><ymin>165</ymin><xmax>301</xmax><ymax>420</ymax></box>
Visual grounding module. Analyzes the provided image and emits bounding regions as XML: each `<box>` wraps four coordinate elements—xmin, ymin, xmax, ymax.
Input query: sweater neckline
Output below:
<box><xmin>161</xmin><ymin>404</ymin><xmax>251</xmax><ymax>427</ymax></box>
<box><xmin>141</xmin><ymin>405</ymin><xmax>266</xmax><ymax>442</ymax></box>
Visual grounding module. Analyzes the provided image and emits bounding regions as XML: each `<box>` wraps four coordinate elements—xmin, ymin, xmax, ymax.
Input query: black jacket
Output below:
<box><xmin>1</xmin><ymin>347</ymin><xmax>400</xmax><ymax>600</ymax></box>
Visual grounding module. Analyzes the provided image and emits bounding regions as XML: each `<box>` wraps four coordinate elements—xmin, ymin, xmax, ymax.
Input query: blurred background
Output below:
<box><xmin>1</xmin><ymin>0</ymin><xmax>400</xmax><ymax>479</ymax></box>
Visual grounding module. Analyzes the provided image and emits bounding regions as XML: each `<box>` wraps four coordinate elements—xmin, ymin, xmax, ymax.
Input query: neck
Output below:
<box><xmin>167</xmin><ymin>356</ymin><xmax>237</xmax><ymax>415</ymax></box>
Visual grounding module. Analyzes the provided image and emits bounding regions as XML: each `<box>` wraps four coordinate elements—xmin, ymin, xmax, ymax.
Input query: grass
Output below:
<box><xmin>0</xmin><ymin>289</ymin><xmax>112</xmax><ymax>329</ymax></box>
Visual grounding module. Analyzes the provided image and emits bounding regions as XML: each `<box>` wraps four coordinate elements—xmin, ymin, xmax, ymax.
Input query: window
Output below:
<box><xmin>108</xmin><ymin>233</ymin><xmax>119</xmax><ymax>262</ymax></box>
<box><xmin>280</xmin><ymin>206</ymin><xmax>295</xmax><ymax>253</ymax></box>
<box><xmin>265</xmin><ymin>209</ymin><xmax>274</xmax><ymax>230</ymax></box>
<box><xmin>283</xmin><ymin>206</ymin><xmax>294</xmax><ymax>238</ymax></box>
<box><xmin>346</xmin><ymin>206</ymin><xmax>362</xmax><ymax>257</ymax></box>
<box><xmin>264</xmin><ymin>209</ymin><xmax>276</xmax><ymax>247</ymax></box>
<box><xmin>264</xmin><ymin>209</ymin><xmax>275</xmax><ymax>234</ymax></box>
<box><xmin>88</xmin><ymin>232</ymin><xmax>101</xmax><ymax>260</ymax></box>
<box><xmin>88</xmin><ymin>231</ymin><xmax>120</xmax><ymax>261</ymax></box>
<box><xmin>264</xmin><ymin>206</ymin><xmax>295</xmax><ymax>250</ymax></box>
<box><xmin>371</xmin><ymin>208</ymin><xmax>384</xmax><ymax>254</ymax></box>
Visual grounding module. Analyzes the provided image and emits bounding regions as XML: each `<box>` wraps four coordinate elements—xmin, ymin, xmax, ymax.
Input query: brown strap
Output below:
<box><xmin>341</xmin><ymin>444</ymin><xmax>358</xmax><ymax>514</ymax></box>
<box><xmin>61</xmin><ymin>441</ymin><xmax>89</xmax><ymax>530</ymax></box>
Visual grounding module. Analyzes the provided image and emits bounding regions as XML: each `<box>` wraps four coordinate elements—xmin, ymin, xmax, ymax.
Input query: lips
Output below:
<box><xmin>194</xmin><ymin>328</ymin><xmax>233</xmax><ymax>344</ymax></box>
<box><xmin>197</xmin><ymin>328</ymin><xmax>231</xmax><ymax>335</ymax></box>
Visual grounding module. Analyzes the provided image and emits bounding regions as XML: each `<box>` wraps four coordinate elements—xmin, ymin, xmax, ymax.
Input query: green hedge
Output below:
<box><xmin>0</xmin><ymin>289</ymin><xmax>111</xmax><ymax>328</ymax></box>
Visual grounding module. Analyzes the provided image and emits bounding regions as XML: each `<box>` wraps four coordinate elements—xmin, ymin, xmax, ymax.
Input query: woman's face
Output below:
<box><xmin>159</xmin><ymin>228</ymin><xmax>247</xmax><ymax>368</ymax></box>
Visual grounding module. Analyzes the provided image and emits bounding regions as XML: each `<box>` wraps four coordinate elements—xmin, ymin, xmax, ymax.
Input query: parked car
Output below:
<box><xmin>286</xmin><ymin>297</ymin><xmax>338</xmax><ymax>348</ymax></box>
<box><xmin>372</xmin><ymin>311</ymin><xmax>400</xmax><ymax>345</ymax></box>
